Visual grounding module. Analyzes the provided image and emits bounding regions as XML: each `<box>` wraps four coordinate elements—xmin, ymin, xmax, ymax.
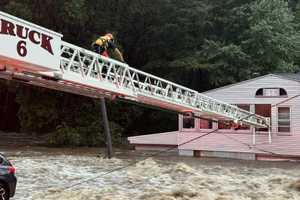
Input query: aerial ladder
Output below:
<box><xmin>0</xmin><ymin>11</ymin><xmax>271</xmax><ymax>150</ymax></box>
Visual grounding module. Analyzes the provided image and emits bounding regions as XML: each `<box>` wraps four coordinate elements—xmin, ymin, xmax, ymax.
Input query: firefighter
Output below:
<box><xmin>91</xmin><ymin>33</ymin><xmax>124</xmax><ymax>62</ymax></box>
<box><xmin>231</xmin><ymin>121</ymin><xmax>241</xmax><ymax>130</ymax></box>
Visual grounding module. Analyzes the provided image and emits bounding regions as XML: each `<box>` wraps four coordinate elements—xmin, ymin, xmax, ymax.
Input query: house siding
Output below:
<box><xmin>203</xmin><ymin>75</ymin><xmax>300</xmax><ymax>134</ymax></box>
<box><xmin>128</xmin><ymin>131</ymin><xmax>300</xmax><ymax>158</ymax></box>
<box><xmin>128</xmin><ymin>74</ymin><xmax>300</xmax><ymax>160</ymax></box>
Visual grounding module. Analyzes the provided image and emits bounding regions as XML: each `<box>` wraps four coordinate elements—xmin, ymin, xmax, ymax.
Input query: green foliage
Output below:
<box><xmin>15</xmin><ymin>86</ymin><xmax>123</xmax><ymax>146</ymax></box>
<box><xmin>49</xmin><ymin>121</ymin><xmax>123</xmax><ymax>147</ymax></box>
<box><xmin>15</xmin><ymin>86</ymin><xmax>60</xmax><ymax>133</ymax></box>
<box><xmin>49</xmin><ymin>125</ymin><xmax>82</xmax><ymax>146</ymax></box>
<box><xmin>201</xmin><ymin>0</ymin><xmax>300</xmax><ymax>87</ymax></box>
<box><xmin>245</xmin><ymin>0</ymin><xmax>300</xmax><ymax>71</ymax></box>
<box><xmin>2</xmin><ymin>0</ymin><xmax>300</xmax><ymax>146</ymax></box>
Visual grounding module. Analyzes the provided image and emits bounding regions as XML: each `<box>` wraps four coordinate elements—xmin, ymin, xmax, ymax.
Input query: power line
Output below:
<box><xmin>218</xmin><ymin>132</ymin><xmax>281</xmax><ymax>156</ymax></box>
<box><xmin>44</xmin><ymin>105</ymin><xmax>277</xmax><ymax>193</ymax></box>
<box><xmin>60</xmin><ymin>126</ymin><xmax>282</xmax><ymax>191</ymax></box>
<box><xmin>63</xmin><ymin>127</ymin><xmax>220</xmax><ymax>190</ymax></box>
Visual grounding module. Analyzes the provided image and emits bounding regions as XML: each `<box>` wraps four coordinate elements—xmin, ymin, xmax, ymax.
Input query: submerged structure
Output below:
<box><xmin>129</xmin><ymin>74</ymin><xmax>300</xmax><ymax>160</ymax></box>
<box><xmin>0</xmin><ymin>11</ymin><xmax>284</xmax><ymax>160</ymax></box>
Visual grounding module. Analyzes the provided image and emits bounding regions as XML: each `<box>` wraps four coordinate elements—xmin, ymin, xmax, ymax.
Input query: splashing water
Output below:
<box><xmin>4</xmin><ymin>149</ymin><xmax>300</xmax><ymax>200</ymax></box>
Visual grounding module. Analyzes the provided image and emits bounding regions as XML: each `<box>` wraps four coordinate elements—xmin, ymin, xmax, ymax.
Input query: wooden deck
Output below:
<box><xmin>128</xmin><ymin>131</ymin><xmax>300</xmax><ymax>158</ymax></box>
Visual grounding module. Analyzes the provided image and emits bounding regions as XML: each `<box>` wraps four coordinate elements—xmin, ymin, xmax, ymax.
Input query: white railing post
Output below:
<box><xmin>252</xmin><ymin>127</ymin><xmax>256</xmax><ymax>145</ymax></box>
<box><xmin>267</xmin><ymin>118</ymin><xmax>272</xmax><ymax>144</ymax></box>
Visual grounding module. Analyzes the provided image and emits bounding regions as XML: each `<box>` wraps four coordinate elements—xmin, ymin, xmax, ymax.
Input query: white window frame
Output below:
<box><xmin>263</xmin><ymin>88</ymin><xmax>280</xmax><ymax>97</ymax></box>
<box><xmin>256</xmin><ymin>88</ymin><xmax>288</xmax><ymax>98</ymax></box>
<box><xmin>199</xmin><ymin>118</ymin><xmax>213</xmax><ymax>131</ymax></box>
<box><xmin>277</xmin><ymin>106</ymin><xmax>292</xmax><ymax>134</ymax></box>
<box><xmin>182</xmin><ymin>115</ymin><xmax>196</xmax><ymax>131</ymax></box>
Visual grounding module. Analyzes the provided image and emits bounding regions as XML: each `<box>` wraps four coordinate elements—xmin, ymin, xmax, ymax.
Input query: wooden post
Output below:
<box><xmin>100</xmin><ymin>97</ymin><xmax>113</xmax><ymax>158</ymax></box>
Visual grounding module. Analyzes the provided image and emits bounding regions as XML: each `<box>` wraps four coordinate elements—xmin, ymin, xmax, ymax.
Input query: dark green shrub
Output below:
<box><xmin>49</xmin><ymin>122</ymin><xmax>123</xmax><ymax>147</ymax></box>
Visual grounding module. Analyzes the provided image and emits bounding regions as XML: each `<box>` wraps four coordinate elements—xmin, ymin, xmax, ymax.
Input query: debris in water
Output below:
<box><xmin>290</xmin><ymin>179</ymin><xmax>300</xmax><ymax>191</ymax></box>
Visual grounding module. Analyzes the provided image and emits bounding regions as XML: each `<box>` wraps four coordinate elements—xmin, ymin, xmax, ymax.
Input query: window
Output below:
<box><xmin>278</xmin><ymin>107</ymin><xmax>290</xmax><ymax>133</ymax></box>
<box><xmin>264</xmin><ymin>88</ymin><xmax>279</xmax><ymax>96</ymax></box>
<box><xmin>236</xmin><ymin>104</ymin><xmax>250</xmax><ymax>130</ymax></box>
<box><xmin>255</xmin><ymin>104</ymin><xmax>271</xmax><ymax>132</ymax></box>
<box><xmin>199</xmin><ymin>118</ymin><xmax>212</xmax><ymax>129</ymax></box>
<box><xmin>256</xmin><ymin>88</ymin><xmax>263</xmax><ymax>96</ymax></box>
<box><xmin>280</xmin><ymin>88</ymin><xmax>287</xmax><ymax>96</ymax></box>
<box><xmin>255</xmin><ymin>88</ymin><xmax>287</xmax><ymax>97</ymax></box>
<box><xmin>237</xmin><ymin>104</ymin><xmax>250</xmax><ymax>111</ymax></box>
<box><xmin>218</xmin><ymin>105</ymin><xmax>251</xmax><ymax>130</ymax></box>
<box><xmin>218</xmin><ymin>120</ymin><xmax>232</xmax><ymax>129</ymax></box>
<box><xmin>183</xmin><ymin>116</ymin><xmax>195</xmax><ymax>129</ymax></box>
<box><xmin>0</xmin><ymin>154</ymin><xmax>8</xmax><ymax>166</ymax></box>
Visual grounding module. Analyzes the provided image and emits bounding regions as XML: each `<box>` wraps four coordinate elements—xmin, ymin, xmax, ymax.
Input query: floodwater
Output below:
<box><xmin>2</xmin><ymin>148</ymin><xmax>300</xmax><ymax>200</ymax></box>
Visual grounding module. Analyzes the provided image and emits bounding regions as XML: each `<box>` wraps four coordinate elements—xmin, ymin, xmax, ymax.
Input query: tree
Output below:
<box><xmin>2</xmin><ymin>0</ymin><xmax>300</xmax><ymax>145</ymax></box>
<box><xmin>202</xmin><ymin>0</ymin><xmax>300</xmax><ymax>87</ymax></box>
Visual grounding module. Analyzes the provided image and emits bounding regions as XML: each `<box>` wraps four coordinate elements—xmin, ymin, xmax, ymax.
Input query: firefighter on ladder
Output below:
<box><xmin>92</xmin><ymin>33</ymin><xmax>124</xmax><ymax>101</ymax></box>
<box><xmin>91</xmin><ymin>33</ymin><xmax>125</xmax><ymax>62</ymax></box>
<box><xmin>92</xmin><ymin>33</ymin><xmax>125</xmax><ymax>158</ymax></box>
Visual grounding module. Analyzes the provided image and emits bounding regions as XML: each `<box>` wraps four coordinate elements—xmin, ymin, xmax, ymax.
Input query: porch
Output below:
<box><xmin>128</xmin><ymin>131</ymin><xmax>300</xmax><ymax>160</ymax></box>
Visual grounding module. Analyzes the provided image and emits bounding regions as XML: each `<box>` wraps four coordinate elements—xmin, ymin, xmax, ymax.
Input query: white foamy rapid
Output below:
<box><xmin>6</xmin><ymin>152</ymin><xmax>300</xmax><ymax>200</ymax></box>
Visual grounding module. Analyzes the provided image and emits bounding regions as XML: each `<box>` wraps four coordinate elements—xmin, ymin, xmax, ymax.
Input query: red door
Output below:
<box><xmin>255</xmin><ymin>104</ymin><xmax>271</xmax><ymax>132</ymax></box>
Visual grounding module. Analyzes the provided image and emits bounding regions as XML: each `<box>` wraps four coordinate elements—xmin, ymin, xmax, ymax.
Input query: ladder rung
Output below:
<box><xmin>59</xmin><ymin>41</ymin><xmax>269</xmax><ymax>128</ymax></box>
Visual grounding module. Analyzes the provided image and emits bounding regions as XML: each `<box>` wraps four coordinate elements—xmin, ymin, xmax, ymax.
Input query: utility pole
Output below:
<box><xmin>100</xmin><ymin>97</ymin><xmax>113</xmax><ymax>158</ymax></box>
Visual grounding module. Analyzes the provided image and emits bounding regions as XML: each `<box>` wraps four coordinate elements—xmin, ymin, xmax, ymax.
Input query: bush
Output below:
<box><xmin>48</xmin><ymin>121</ymin><xmax>123</xmax><ymax>147</ymax></box>
<box><xmin>16</xmin><ymin>86</ymin><xmax>60</xmax><ymax>134</ymax></box>
<box><xmin>48</xmin><ymin>125</ymin><xmax>82</xmax><ymax>146</ymax></box>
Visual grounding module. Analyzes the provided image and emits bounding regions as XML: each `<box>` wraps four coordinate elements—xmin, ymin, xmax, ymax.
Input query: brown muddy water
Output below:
<box><xmin>1</xmin><ymin>147</ymin><xmax>300</xmax><ymax>200</ymax></box>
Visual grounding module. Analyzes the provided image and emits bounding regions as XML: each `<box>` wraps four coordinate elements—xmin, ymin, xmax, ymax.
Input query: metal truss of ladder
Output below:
<box><xmin>55</xmin><ymin>41</ymin><xmax>270</xmax><ymax>128</ymax></box>
<box><xmin>0</xmin><ymin>10</ymin><xmax>271</xmax><ymax>147</ymax></box>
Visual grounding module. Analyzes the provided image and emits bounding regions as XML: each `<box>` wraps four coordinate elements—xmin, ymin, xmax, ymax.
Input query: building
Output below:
<box><xmin>128</xmin><ymin>74</ymin><xmax>300</xmax><ymax>160</ymax></box>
